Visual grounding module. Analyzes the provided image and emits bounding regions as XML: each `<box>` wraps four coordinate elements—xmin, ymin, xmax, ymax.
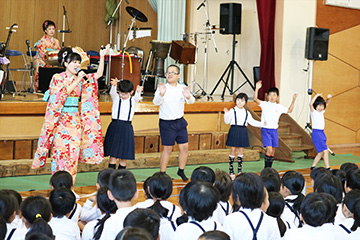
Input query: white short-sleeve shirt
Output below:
<box><xmin>259</xmin><ymin>101</ymin><xmax>288</xmax><ymax>129</ymax></box>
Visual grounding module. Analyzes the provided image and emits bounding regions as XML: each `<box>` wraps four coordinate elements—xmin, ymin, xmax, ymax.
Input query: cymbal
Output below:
<box><xmin>126</xmin><ymin>7</ymin><xmax>148</xmax><ymax>22</ymax></box>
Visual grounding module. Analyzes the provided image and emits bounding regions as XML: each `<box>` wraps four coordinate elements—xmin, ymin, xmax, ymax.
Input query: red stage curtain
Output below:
<box><xmin>256</xmin><ymin>0</ymin><xmax>276</xmax><ymax>100</ymax></box>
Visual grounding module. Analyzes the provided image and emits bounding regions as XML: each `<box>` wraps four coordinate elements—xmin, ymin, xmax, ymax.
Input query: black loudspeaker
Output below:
<box><xmin>220</xmin><ymin>3</ymin><xmax>241</xmax><ymax>35</ymax></box>
<box><xmin>253</xmin><ymin>66</ymin><xmax>260</xmax><ymax>85</ymax></box>
<box><xmin>305</xmin><ymin>27</ymin><xmax>329</xmax><ymax>61</ymax></box>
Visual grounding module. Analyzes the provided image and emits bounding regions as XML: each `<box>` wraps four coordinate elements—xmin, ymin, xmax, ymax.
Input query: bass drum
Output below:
<box><xmin>45</xmin><ymin>50</ymin><xmax>60</xmax><ymax>66</ymax></box>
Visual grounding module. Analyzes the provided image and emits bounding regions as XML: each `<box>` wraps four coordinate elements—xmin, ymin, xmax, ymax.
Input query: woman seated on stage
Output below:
<box><xmin>34</xmin><ymin>20</ymin><xmax>61</xmax><ymax>90</ymax></box>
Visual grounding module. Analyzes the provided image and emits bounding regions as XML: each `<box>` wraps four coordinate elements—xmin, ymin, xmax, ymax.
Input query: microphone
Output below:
<box><xmin>197</xmin><ymin>0</ymin><xmax>206</xmax><ymax>10</ymax></box>
<box><xmin>25</xmin><ymin>40</ymin><xmax>30</xmax><ymax>46</ymax></box>
<box><xmin>75</xmin><ymin>67</ymin><xmax>89</xmax><ymax>83</ymax></box>
<box><xmin>125</xmin><ymin>0</ymin><xmax>129</xmax><ymax>4</ymax></box>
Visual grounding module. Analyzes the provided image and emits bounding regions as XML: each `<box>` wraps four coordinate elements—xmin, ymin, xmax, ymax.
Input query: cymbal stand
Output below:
<box><xmin>190</xmin><ymin>33</ymin><xmax>206</xmax><ymax>97</ymax></box>
<box><xmin>121</xmin><ymin>17</ymin><xmax>136</xmax><ymax>80</ymax></box>
<box><xmin>25</xmin><ymin>40</ymin><xmax>35</xmax><ymax>94</ymax></box>
<box><xmin>141</xmin><ymin>49</ymin><xmax>153</xmax><ymax>87</ymax></box>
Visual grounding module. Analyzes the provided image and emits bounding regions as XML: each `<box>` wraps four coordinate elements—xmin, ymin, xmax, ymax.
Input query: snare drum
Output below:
<box><xmin>45</xmin><ymin>50</ymin><xmax>59</xmax><ymax>66</ymax></box>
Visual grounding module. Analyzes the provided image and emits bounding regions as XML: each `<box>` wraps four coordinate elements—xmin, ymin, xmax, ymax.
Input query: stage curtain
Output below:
<box><xmin>256</xmin><ymin>0</ymin><xmax>276</xmax><ymax>100</ymax></box>
<box><xmin>148</xmin><ymin>0</ymin><xmax>157</xmax><ymax>13</ymax></box>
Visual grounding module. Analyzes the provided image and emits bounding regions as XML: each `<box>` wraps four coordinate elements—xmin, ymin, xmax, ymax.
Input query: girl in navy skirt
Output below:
<box><xmin>104</xmin><ymin>78</ymin><xmax>143</xmax><ymax>169</ymax></box>
<box><xmin>310</xmin><ymin>93</ymin><xmax>332</xmax><ymax>170</ymax></box>
<box><xmin>224</xmin><ymin>93</ymin><xmax>261</xmax><ymax>178</ymax></box>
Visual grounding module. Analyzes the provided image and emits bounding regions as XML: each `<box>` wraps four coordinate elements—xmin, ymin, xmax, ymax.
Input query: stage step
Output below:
<box><xmin>0</xmin><ymin>149</ymin><xmax>260</xmax><ymax>177</ymax></box>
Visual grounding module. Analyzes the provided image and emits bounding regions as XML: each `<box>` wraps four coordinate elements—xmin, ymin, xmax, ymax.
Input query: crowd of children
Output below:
<box><xmin>1</xmin><ymin>162</ymin><xmax>360</xmax><ymax>240</ymax></box>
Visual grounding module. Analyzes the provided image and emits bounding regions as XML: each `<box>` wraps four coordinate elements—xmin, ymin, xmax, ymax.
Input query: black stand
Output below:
<box><xmin>209</xmin><ymin>34</ymin><xmax>254</xmax><ymax>99</ymax></box>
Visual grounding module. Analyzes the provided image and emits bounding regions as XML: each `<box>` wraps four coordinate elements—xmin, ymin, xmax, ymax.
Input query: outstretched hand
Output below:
<box><xmin>158</xmin><ymin>83</ymin><xmax>167</xmax><ymax>96</ymax></box>
<box><xmin>256</xmin><ymin>80</ymin><xmax>262</xmax><ymax>90</ymax></box>
<box><xmin>224</xmin><ymin>107</ymin><xmax>229</xmax><ymax>113</ymax></box>
<box><xmin>100</xmin><ymin>44</ymin><xmax>110</xmax><ymax>57</ymax></box>
<box><xmin>110</xmin><ymin>78</ymin><xmax>118</xmax><ymax>86</ymax></box>
<box><xmin>136</xmin><ymin>85</ymin><xmax>144</xmax><ymax>93</ymax></box>
<box><xmin>182</xmin><ymin>87</ymin><xmax>192</xmax><ymax>99</ymax></box>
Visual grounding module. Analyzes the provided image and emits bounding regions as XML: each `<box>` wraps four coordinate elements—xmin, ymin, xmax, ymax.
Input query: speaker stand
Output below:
<box><xmin>209</xmin><ymin>34</ymin><xmax>254</xmax><ymax>100</ymax></box>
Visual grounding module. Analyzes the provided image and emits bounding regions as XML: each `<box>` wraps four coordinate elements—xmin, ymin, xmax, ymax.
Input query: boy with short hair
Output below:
<box><xmin>99</xmin><ymin>170</ymin><xmax>138</xmax><ymax>240</ymax></box>
<box><xmin>254</xmin><ymin>81</ymin><xmax>297</xmax><ymax>168</ymax></box>
<box><xmin>153</xmin><ymin>64</ymin><xmax>195</xmax><ymax>181</ymax></box>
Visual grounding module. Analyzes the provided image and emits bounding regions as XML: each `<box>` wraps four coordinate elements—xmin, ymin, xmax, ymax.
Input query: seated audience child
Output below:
<box><xmin>190</xmin><ymin>166</ymin><xmax>216</xmax><ymax>184</ymax></box>
<box><xmin>315</xmin><ymin>174</ymin><xmax>343</xmax><ymax>204</ymax></box>
<box><xmin>340</xmin><ymin>162</ymin><xmax>359</xmax><ymax>176</ymax></box>
<box><xmin>49</xmin><ymin>171</ymin><xmax>82</xmax><ymax>223</ymax></box>
<box><xmin>223</xmin><ymin>173</ymin><xmax>280</xmax><ymax>240</ymax></box>
<box><xmin>2</xmin><ymin>189</ymin><xmax>24</xmax><ymax>229</ymax></box>
<box><xmin>310</xmin><ymin>167</ymin><xmax>331</xmax><ymax>189</ymax></box>
<box><xmin>25</xmin><ymin>232</ymin><xmax>54</xmax><ymax>240</ymax></box>
<box><xmin>80</xmin><ymin>168</ymin><xmax>115</xmax><ymax>223</ymax></box>
<box><xmin>198</xmin><ymin>230</ymin><xmax>230</xmax><ymax>240</ymax></box>
<box><xmin>331</xmin><ymin>169</ymin><xmax>346</xmax><ymax>195</ymax></box>
<box><xmin>25</xmin><ymin>220</ymin><xmax>54</xmax><ymax>240</ymax></box>
<box><xmin>336</xmin><ymin>189</ymin><xmax>360</xmax><ymax>232</ymax></box>
<box><xmin>260</xmin><ymin>167</ymin><xmax>281</xmax><ymax>181</ymax></box>
<box><xmin>82</xmin><ymin>186</ymin><xmax>117</xmax><ymax>240</ymax></box>
<box><xmin>48</xmin><ymin>188</ymin><xmax>80</xmax><ymax>240</ymax></box>
<box><xmin>174</xmin><ymin>181</ymin><xmax>223</xmax><ymax>240</ymax></box>
<box><xmin>266</xmin><ymin>192</ymin><xmax>287</xmax><ymax>237</ymax></box>
<box><xmin>100</xmin><ymin>170</ymin><xmax>138</xmax><ymax>240</ymax></box>
<box><xmin>350</xmin><ymin>199</ymin><xmax>360</xmax><ymax>239</ymax></box>
<box><xmin>0</xmin><ymin>217</ymin><xmax>6</xmax><ymax>240</ymax></box>
<box><xmin>280</xmin><ymin>171</ymin><xmax>305</xmax><ymax>228</ymax></box>
<box><xmin>212</xmin><ymin>170</ymin><xmax>233</xmax><ymax>225</ymax></box>
<box><xmin>345</xmin><ymin>169</ymin><xmax>360</xmax><ymax>193</ymax></box>
<box><xmin>115</xmin><ymin>227</ymin><xmax>153</xmax><ymax>240</ymax></box>
<box><xmin>124</xmin><ymin>208</ymin><xmax>160</xmax><ymax>240</ymax></box>
<box><xmin>283</xmin><ymin>193</ymin><xmax>336</xmax><ymax>240</ymax></box>
<box><xmin>261</xmin><ymin>174</ymin><xmax>281</xmax><ymax>193</ymax></box>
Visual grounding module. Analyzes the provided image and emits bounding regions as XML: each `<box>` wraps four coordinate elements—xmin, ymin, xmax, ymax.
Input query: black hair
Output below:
<box><xmin>177</xmin><ymin>181</ymin><xmax>219</xmax><ymax>224</ymax></box>
<box><xmin>49</xmin><ymin>171</ymin><xmax>73</xmax><ymax>189</ymax></box>
<box><xmin>21</xmin><ymin>195</ymin><xmax>52</xmax><ymax>225</ymax></box>
<box><xmin>340</xmin><ymin>162</ymin><xmax>359</xmax><ymax>176</ymax></box>
<box><xmin>352</xmin><ymin>199</ymin><xmax>360</xmax><ymax>231</ymax></box>
<box><xmin>267</xmin><ymin>87</ymin><xmax>279</xmax><ymax>96</ymax></box>
<box><xmin>310</xmin><ymin>167</ymin><xmax>331</xmax><ymax>189</ymax></box>
<box><xmin>0</xmin><ymin>193</ymin><xmax>17</xmax><ymax>223</ymax></box>
<box><xmin>343</xmin><ymin>189</ymin><xmax>360</xmax><ymax>214</ymax></box>
<box><xmin>235</xmin><ymin>93</ymin><xmax>248</xmax><ymax>103</ymax></box>
<box><xmin>115</xmin><ymin>227</ymin><xmax>153</xmax><ymax>240</ymax></box>
<box><xmin>49</xmin><ymin>188</ymin><xmax>76</xmax><ymax>218</ymax></box>
<box><xmin>25</xmin><ymin>219</ymin><xmax>54</xmax><ymax>240</ymax></box>
<box><xmin>332</xmin><ymin>169</ymin><xmax>346</xmax><ymax>194</ymax></box>
<box><xmin>300</xmin><ymin>192</ymin><xmax>328</xmax><ymax>227</ymax></box>
<box><xmin>0</xmin><ymin>216</ymin><xmax>6</xmax><ymax>240</ymax></box>
<box><xmin>320</xmin><ymin>193</ymin><xmax>338</xmax><ymax>223</ymax></box>
<box><xmin>166</xmin><ymin>64</ymin><xmax>180</xmax><ymax>74</ymax></box>
<box><xmin>214</xmin><ymin>169</ymin><xmax>232</xmax><ymax>202</ymax></box>
<box><xmin>97</xmin><ymin>168</ymin><xmax>115</xmax><ymax>188</ymax></box>
<box><xmin>261</xmin><ymin>174</ymin><xmax>281</xmax><ymax>193</ymax></box>
<box><xmin>313</xmin><ymin>96</ymin><xmax>326</xmax><ymax>110</ymax></box>
<box><xmin>124</xmin><ymin>208</ymin><xmax>160</xmax><ymax>240</ymax></box>
<box><xmin>143</xmin><ymin>177</ymin><xmax>152</xmax><ymax>199</ymax></box>
<box><xmin>191</xmin><ymin>166</ymin><xmax>215</xmax><ymax>184</ymax></box>
<box><xmin>281</xmin><ymin>171</ymin><xmax>305</xmax><ymax>216</ymax></box>
<box><xmin>315</xmin><ymin>174</ymin><xmax>343</xmax><ymax>203</ymax></box>
<box><xmin>42</xmin><ymin>20</ymin><xmax>56</xmax><ymax>32</ymax></box>
<box><xmin>198</xmin><ymin>230</ymin><xmax>230</xmax><ymax>240</ymax></box>
<box><xmin>3</xmin><ymin>189</ymin><xmax>22</xmax><ymax>212</ymax></box>
<box><xmin>232</xmin><ymin>173</ymin><xmax>266</xmax><ymax>210</ymax></box>
<box><xmin>260</xmin><ymin>167</ymin><xmax>281</xmax><ymax>182</ymax></box>
<box><xmin>93</xmin><ymin>187</ymin><xmax>118</xmax><ymax>240</ymax></box>
<box><xmin>346</xmin><ymin>169</ymin><xmax>360</xmax><ymax>191</ymax></box>
<box><xmin>108</xmin><ymin>170</ymin><xmax>137</xmax><ymax>201</ymax></box>
<box><xmin>25</xmin><ymin>232</ymin><xmax>54</xmax><ymax>240</ymax></box>
<box><xmin>266</xmin><ymin>192</ymin><xmax>286</xmax><ymax>237</ymax></box>
<box><xmin>58</xmin><ymin>47</ymin><xmax>82</xmax><ymax>68</ymax></box>
<box><xmin>118</xmin><ymin>80</ymin><xmax>134</xmax><ymax>93</ymax></box>
<box><xmin>148</xmin><ymin>172</ymin><xmax>173</xmax><ymax>218</ymax></box>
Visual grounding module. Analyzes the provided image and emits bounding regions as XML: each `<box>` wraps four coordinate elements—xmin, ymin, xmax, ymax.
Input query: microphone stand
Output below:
<box><xmin>58</xmin><ymin>6</ymin><xmax>72</xmax><ymax>47</ymax></box>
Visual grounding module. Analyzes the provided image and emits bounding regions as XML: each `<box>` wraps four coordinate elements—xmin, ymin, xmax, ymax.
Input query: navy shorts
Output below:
<box><xmin>159</xmin><ymin>117</ymin><xmax>188</xmax><ymax>146</ymax></box>
<box><xmin>312</xmin><ymin>129</ymin><xmax>328</xmax><ymax>153</ymax></box>
<box><xmin>261</xmin><ymin>128</ymin><xmax>279</xmax><ymax>148</ymax></box>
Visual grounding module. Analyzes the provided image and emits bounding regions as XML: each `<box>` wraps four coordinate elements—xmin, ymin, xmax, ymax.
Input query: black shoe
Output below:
<box><xmin>177</xmin><ymin>169</ymin><xmax>189</xmax><ymax>181</ymax></box>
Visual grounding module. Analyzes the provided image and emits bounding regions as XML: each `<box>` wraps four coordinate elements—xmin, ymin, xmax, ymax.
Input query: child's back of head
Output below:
<box><xmin>97</xmin><ymin>168</ymin><xmax>115</xmax><ymax>188</ymax></box>
<box><xmin>343</xmin><ymin>189</ymin><xmax>360</xmax><ymax>219</ymax></box>
<box><xmin>198</xmin><ymin>230</ymin><xmax>230</xmax><ymax>240</ymax></box>
<box><xmin>281</xmin><ymin>171</ymin><xmax>305</xmax><ymax>215</ymax></box>
<box><xmin>310</xmin><ymin>167</ymin><xmax>331</xmax><ymax>188</ymax></box>
<box><xmin>0</xmin><ymin>193</ymin><xmax>17</xmax><ymax>223</ymax></box>
<box><xmin>143</xmin><ymin>177</ymin><xmax>152</xmax><ymax>199</ymax></box>
<box><xmin>260</xmin><ymin>167</ymin><xmax>280</xmax><ymax>181</ymax></box>
<box><xmin>148</xmin><ymin>172</ymin><xmax>173</xmax><ymax>218</ymax></box>
<box><xmin>49</xmin><ymin>188</ymin><xmax>76</xmax><ymax>218</ymax></box>
<box><xmin>261</xmin><ymin>174</ymin><xmax>281</xmax><ymax>193</ymax></box>
<box><xmin>20</xmin><ymin>195</ymin><xmax>52</xmax><ymax>227</ymax></box>
<box><xmin>0</xmin><ymin>217</ymin><xmax>6</xmax><ymax>240</ymax></box>
<box><xmin>332</xmin><ymin>169</ymin><xmax>346</xmax><ymax>194</ymax></box>
<box><xmin>300</xmin><ymin>192</ymin><xmax>328</xmax><ymax>227</ymax></box>
<box><xmin>49</xmin><ymin>171</ymin><xmax>73</xmax><ymax>189</ymax></box>
<box><xmin>214</xmin><ymin>169</ymin><xmax>232</xmax><ymax>202</ymax></box>
<box><xmin>340</xmin><ymin>162</ymin><xmax>359</xmax><ymax>176</ymax></box>
<box><xmin>315</xmin><ymin>174</ymin><xmax>343</xmax><ymax>204</ymax></box>
<box><xmin>124</xmin><ymin>208</ymin><xmax>160</xmax><ymax>240</ymax></box>
<box><xmin>115</xmin><ymin>227</ymin><xmax>153</xmax><ymax>240</ymax></box>
<box><xmin>352</xmin><ymin>199</ymin><xmax>360</xmax><ymax>232</ymax></box>
<box><xmin>191</xmin><ymin>166</ymin><xmax>215</xmax><ymax>184</ymax></box>
<box><xmin>25</xmin><ymin>232</ymin><xmax>54</xmax><ymax>240</ymax></box>
<box><xmin>266</xmin><ymin>192</ymin><xmax>286</xmax><ymax>237</ymax></box>
<box><xmin>346</xmin><ymin>169</ymin><xmax>360</xmax><ymax>192</ymax></box>
<box><xmin>108</xmin><ymin>169</ymin><xmax>137</xmax><ymax>202</ymax></box>
<box><xmin>321</xmin><ymin>193</ymin><xmax>337</xmax><ymax>223</ymax></box>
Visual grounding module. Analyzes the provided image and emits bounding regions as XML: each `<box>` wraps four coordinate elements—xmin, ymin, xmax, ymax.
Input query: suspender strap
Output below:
<box><xmin>220</xmin><ymin>202</ymin><xmax>230</xmax><ymax>216</ymax></box>
<box><xmin>284</xmin><ymin>202</ymin><xmax>303</xmax><ymax>227</ymax></box>
<box><xmin>7</xmin><ymin>228</ymin><xmax>16</xmax><ymax>240</ymax></box>
<box><xmin>189</xmin><ymin>221</ymin><xmax>217</xmax><ymax>233</ymax></box>
<box><xmin>170</xmin><ymin>220</ymin><xmax>177</xmax><ymax>231</ymax></box>
<box><xmin>233</xmin><ymin>108</ymin><xmax>237</xmax><ymax>125</ymax></box>
<box><xmin>239</xmin><ymin>211</ymin><xmax>264</xmax><ymax>240</ymax></box>
<box><xmin>168</xmin><ymin>204</ymin><xmax>176</xmax><ymax>220</ymax></box>
<box><xmin>214</xmin><ymin>221</ymin><xmax>217</xmax><ymax>230</ymax></box>
<box><xmin>243</xmin><ymin>110</ymin><xmax>248</xmax><ymax>126</ymax></box>
<box><xmin>339</xmin><ymin>224</ymin><xmax>351</xmax><ymax>234</ymax></box>
<box><xmin>117</xmin><ymin>98</ymin><xmax>122</xmax><ymax>119</ymax></box>
<box><xmin>128</xmin><ymin>97</ymin><xmax>132</xmax><ymax>121</ymax></box>
<box><xmin>68</xmin><ymin>203</ymin><xmax>78</xmax><ymax>219</ymax></box>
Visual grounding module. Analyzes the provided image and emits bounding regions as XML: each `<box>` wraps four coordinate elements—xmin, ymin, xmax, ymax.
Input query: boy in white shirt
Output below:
<box><xmin>153</xmin><ymin>64</ymin><xmax>195</xmax><ymax>181</ymax></box>
<box><xmin>254</xmin><ymin>81</ymin><xmax>297</xmax><ymax>168</ymax></box>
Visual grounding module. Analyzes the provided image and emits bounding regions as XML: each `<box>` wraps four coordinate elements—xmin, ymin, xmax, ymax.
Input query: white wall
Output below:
<box><xmin>186</xmin><ymin>0</ymin><xmax>260</xmax><ymax>99</ymax></box>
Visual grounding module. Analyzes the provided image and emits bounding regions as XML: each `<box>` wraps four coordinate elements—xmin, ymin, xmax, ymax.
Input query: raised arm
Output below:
<box><xmin>310</xmin><ymin>93</ymin><xmax>321</xmax><ymax>112</ymax></box>
<box><xmin>287</xmin><ymin>93</ymin><xmax>297</xmax><ymax>113</ymax></box>
<box><xmin>94</xmin><ymin>44</ymin><xmax>110</xmax><ymax>80</ymax></box>
<box><xmin>326</xmin><ymin>94</ymin><xmax>332</xmax><ymax>107</ymax></box>
<box><xmin>254</xmin><ymin>81</ymin><xmax>262</xmax><ymax>105</ymax></box>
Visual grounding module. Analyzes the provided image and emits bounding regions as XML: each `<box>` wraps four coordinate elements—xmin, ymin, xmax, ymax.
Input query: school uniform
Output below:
<box><xmin>334</xmin><ymin>203</ymin><xmax>346</xmax><ymax>225</ymax></box>
<box><xmin>173</xmin><ymin>217</ymin><xmax>223</xmax><ymax>240</ymax></box>
<box><xmin>99</xmin><ymin>206</ymin><xmax>137</xmax><ymax>240</ymax></box>
<box><xmin>258</xmin><ymin>101</ymin><xmax>288</xmax><ymax>148</ymax></box>
<box><xmin>322</xmin><ymin>222</ymin><xmax>350</xmax><ymax>239</ymax></box>
<box><xmin>283</xmin><ymin>224</ymin><xmax>336</xmax><ymax>240</ymax></box>
<box><xmin>338</xmin><ymin>217</ymin><xmax>355</xmax><ymax>234</ymax></box>
<box><xmin>82</xmin><ymin>213</ymin><xmax>106</xmax><ymax>240</ymax></box>
<box><xmin>349</xmin><ymin>229</ymin><xmax>360</xmax><ymax>239</ymax></box>
<box><xmin>80</xmin><ymin>199</ymin><xmax>102</xmax><ymax>223</ymax></box>
<box><xmin>212</xmin><ymin>200</ymin><xmax>233</xmax><ymax>225</ymax></box>
<box><xmin>48</xmin><ymin>216</ymin><xmax>81</xmax><ymax>240</ymax></box>
<box><xmin>68</xmin><ymin>203</ymin><xmax>82</xmax><ymax>223</ymax></box>
<box><xmin>310</xmin><ymin>110</ymin><xmax>327</xmax><ymax>152</ymax></box>
<box><xmin>281</xmin><ymin>195</ymin><xmax>302</xmax><ymax>229</ymax></box>
<box><xmin>104</xmin><ymin>85</ymin><xmax>142</xmax><ymax>160</ymax></box>
<box><xmin>223</xmin><ymin>207</ymin><xmax>280</xmax><ymax>240</ymax></box>
<box><xmin>224</xmin><ymin>107</ymin><xmax>261</xmax><ymax>147</ymax></box>
<box><xmin>5</xmin><ymin>223</ymin><xmax>27</xmax><ymax>240</ymax></box>
<box><xmin>153</xmin><ymin>83</ymin><xmax>195</xmax><ymax>146</ymax></box>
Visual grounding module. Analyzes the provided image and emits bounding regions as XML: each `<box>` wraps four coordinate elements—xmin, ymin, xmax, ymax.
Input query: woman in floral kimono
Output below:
<box><xmin>33</xmin><ymin>44</ymin><xmax>109</xmax><ymax>182</ymax></box>
<box><xmin>34</xmin><ymin>20</ymin><xmax>61</xmax><ymax>90</ymax></box>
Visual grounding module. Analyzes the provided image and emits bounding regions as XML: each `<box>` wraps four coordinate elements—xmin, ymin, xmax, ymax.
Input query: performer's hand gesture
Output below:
<box><xmin>110</xmin><ymin>78</ymin><xmax>118</xmax><ymax>86</ymax></box>
<box><xmin>158</xmin><ymin>83</ymin><xmax>167</xmax><ymax>96</ymax></box>
<box><xmin>182</xmin><ymin>87</ymin><xmax>192</xmax><ymax>100</ymax></box>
